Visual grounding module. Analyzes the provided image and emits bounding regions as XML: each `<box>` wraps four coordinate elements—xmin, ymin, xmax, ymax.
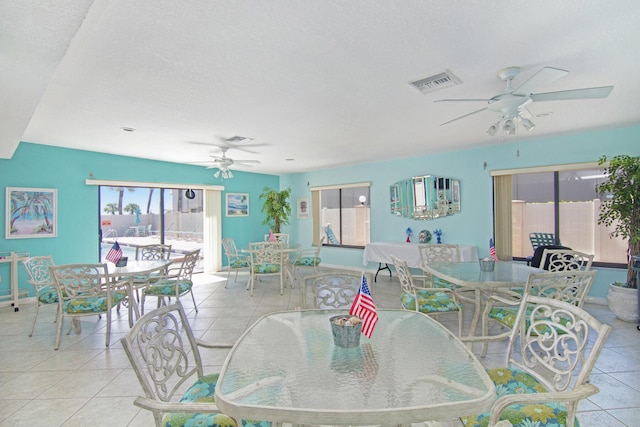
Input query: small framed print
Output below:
<box><xmin>6</xmin><ymin>187</ymin><xmax>57</xmax><ymax>238</ymax></box>
<box><xmin>226</xmin><ymin>193</ymin><xmax>249</xmax><ymax>217</ymax></box>
<box><xmin>297</xmin><ymin>197</ymin><xmax>309</xmax><ymax>219</ymax></box>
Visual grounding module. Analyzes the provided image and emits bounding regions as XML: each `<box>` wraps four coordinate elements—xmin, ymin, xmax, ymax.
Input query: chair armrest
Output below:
<box><xmin>196</xmin><ymin>339</ymin><xmax>234</xmax><ymax>349</ymax></box>
<box><xmin>489</xmin><ymin>383</ymin><xmax>599</xmax><ymax>426</ymax></box>
<box><xmin>134</xmin><ymin>396</ymin><xmax>226</xmax><ymax>414</ymax></box>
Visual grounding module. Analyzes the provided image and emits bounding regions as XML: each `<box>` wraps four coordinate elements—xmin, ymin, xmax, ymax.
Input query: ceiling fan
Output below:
<box><xmin>187</xmin><ymin>135</ymin><xmax>268</xmax><ymax>154</ymax></box>
<box><xmin>435</xmin><ymin>66</ymin><xmax>614</xmax><ymax>136</ymax></box>
<box><xmin>188</xmin><ymin>146</ymin><xmax>261</xmax><ymax>179</ymax></box>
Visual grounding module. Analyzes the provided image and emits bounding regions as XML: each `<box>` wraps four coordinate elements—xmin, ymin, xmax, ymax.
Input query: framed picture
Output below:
<box><xmin>297</xmin><ymin>197</ymin><xmax>309</xmax><ymax>219</ymax></box>
<box><xmin>6</xmin><ymin>187</ymin><xmax>57</xmax><ymax>239</ymax></box>
<box><xmin>226</xmin><ymin>193</ymin><xmax>249</xmax><ymax>217</ymax></box>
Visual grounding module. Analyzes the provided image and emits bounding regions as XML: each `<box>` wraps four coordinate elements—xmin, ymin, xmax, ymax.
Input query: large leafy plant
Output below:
<box><xmin>596</xmin><ymin>155</ymin><xmax>640</xmax><ymax>288</ymax></box>
<box><xmin>259</xmin><ymin>187</ymin><xmax>292</xmax><ymax>234</ymax></box>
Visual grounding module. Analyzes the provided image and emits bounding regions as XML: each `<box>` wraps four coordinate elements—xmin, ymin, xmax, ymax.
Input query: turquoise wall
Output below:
<box><xmin>2</xmin><ymin>125</ymin><xmax>639</xmax><ymax>301</ymax></box>
<box><xmin>0</xmin><ymin>142</ymin><xmax>278</xmax><ymax>297</ymax></box>
<box><xmin>281</xmin><ymin>125</ymin><xmax>640</xmax><ymax>299</ymax></box>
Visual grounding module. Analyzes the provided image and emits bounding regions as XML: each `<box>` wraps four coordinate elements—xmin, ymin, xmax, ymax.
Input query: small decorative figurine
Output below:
<box><xmin>433</xmin><ymin>229</ymin><xmax>443</xmax><ymax>244</ymax></box>
<box><xmin>419</xmin><ymin>229</ymin><xmax>431</xmax><ymax>244</ymax></box>
<box><xmin>405</xmin><ymin>227</ymin><xmax>413</xmax><ymax>243</ymax></box>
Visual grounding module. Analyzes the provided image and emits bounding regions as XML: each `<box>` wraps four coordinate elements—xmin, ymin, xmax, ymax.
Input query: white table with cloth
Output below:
<box><xmin>215</xmin><ymin>309</ymin><xmax>495</xmax><ymax>426</ymax></box>
<box><xmin>362</xmin><ymin>241</ymin><xmax>478</xmax><ymax>281</ymax></box>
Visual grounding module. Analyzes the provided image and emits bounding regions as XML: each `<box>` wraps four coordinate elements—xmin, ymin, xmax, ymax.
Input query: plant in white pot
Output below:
<box><xmin>596</xmin><ymin>154</ymin><xmax>640</xmax><ymax>322</ymax></box>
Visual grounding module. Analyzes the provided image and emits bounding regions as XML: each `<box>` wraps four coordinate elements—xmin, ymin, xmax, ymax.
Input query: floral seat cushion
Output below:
<box><xmin>63</xmin><ymin>290</ymin><xmax>126</xmax><ymax>314</ymax></box>
<box><xmin>251</xmin><ymin>263</ymin><xmax>280</xmax><ymax>274</ymax></box>
<box><xmin>489</xmin><ymin>306</ymin><xmax>574</xmax><ymax>334</ymax></box>
<box><xmin>293</xmin><ymin>257</ymin><xmax>321</xmax><ymax>267</ymax></box>
<box><xmin>400</xmin><ymin>289</ymin><xmax>459</xmax><ymax>313</ymax></box>
<box><xmin>144</xmin><ymin>279</ymin><xmax>193</xmax><ymax>296</ymax></box>
<box><xmin>38</xmin><ymin>288</ymin><xmax>60</xmax><ymax>304</ymax></box>
<box><xmin>163</xmin><ymin>373</ymin><xmax>271</xmax><ymax>427</ymax></box>
<box><xmin>461</xmin><ymin>367</ymin><xmax>578</xmax><ymax>427</ymax></box>
<box><xmin>231</xmin><ymin>258</ymin><xmax>250</xmax><ymax>268</ymax></box>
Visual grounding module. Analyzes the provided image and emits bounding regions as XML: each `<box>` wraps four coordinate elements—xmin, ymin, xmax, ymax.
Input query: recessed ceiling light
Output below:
<box><xmin>120</xmin><ymin>127</ymin><xmax>136</xmax><ymax>132</ymax></box>
<box><xmin>285</xmin><ymin>158</ymin><xmax>295</xmax><ymax>161</ymax></box>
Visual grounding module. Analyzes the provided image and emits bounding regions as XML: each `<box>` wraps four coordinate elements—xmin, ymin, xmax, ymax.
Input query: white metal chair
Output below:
<box><xmin>50</xmin><ymin>263</ymin><xmax>128</xmax><ymax>350</ymax></box>
<box><xmin>460</xmin><ymin>294</ymin><xmax>611</xmax><ymax>427</ymax></box>
<box><xmin>248</xmin><ymin>241</ymin><xmax>284</xmax><ymax>296</ymax></box>
<box><xmin>292</xmin><ymin>236</ymin><xmax>324</xmax><ymax>281</ymax></box>
<box><xmin>300</xmin><ymin>269</ymin><xmax>372</xmax><ymax>309</ymax></box>
<box><xmin>141</xmin><ymin>249</ymin><xmax>200</xmax><ymax>314</ymax></box>
<box><xmin>477</xmin><ymin>270</ymin><xmax>597</xmax><ymax>357</ymax></box>
<box><xmin>120</xmin><ymin>301</ymin><xmax>271</xmax><ymax>427</ymax></box>
<box><xmin>540</xmin><ymin>248</ymin><xmax>594</xmax><ymax>271</ymax></box>
<box><xmin>418</xmin><ymin>243</ymin><xmax>461</xmax><ymax>287</ymax></box>
<box><xmin>221</xmin><ymin>237</ymin><xmax>250</xmax><ymax>287</ymax></box>
<box><xmin>22</xmin><ymin>256</ymin><xmax>58</xmax><ymax>337</ymax></box>
<box><xmin>392</xmin><ymin>255</ymin><xmax>463</xmax><ymax>336</ymax></box>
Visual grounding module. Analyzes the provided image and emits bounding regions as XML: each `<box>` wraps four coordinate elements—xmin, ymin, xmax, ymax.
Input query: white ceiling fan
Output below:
<box><xmin>188</xmin><ymin>146</ymin><xmax>261</xmax><ymax>179</ymax></box>
<box><xmin>435</xmin><ymin>66</ymin><xmax>614</xmax><ymax>136</ymax></box>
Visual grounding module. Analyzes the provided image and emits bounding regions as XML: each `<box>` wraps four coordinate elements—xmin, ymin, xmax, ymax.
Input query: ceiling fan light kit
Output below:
<box><xmin>437</xmin><ymin>66</ymin><xmax>613</xmax><ymax>138</ymax></box>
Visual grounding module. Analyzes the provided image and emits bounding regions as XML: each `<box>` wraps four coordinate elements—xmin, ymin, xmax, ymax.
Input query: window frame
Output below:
<box><xmin>491</xmin><ymin>162</ymin><xmax>626</xmax><ymax>269</ymax></box>
<box><xmin>310</xmin><ymin>182</ymin><xmax>371</xmax><ymax>249</ymax></box>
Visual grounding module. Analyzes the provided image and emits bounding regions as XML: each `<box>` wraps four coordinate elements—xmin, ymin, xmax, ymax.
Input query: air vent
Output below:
<box><xmin>410</xmin><ymin>70</ymin><xmax>461</xmax><ymax>94</ymax></box>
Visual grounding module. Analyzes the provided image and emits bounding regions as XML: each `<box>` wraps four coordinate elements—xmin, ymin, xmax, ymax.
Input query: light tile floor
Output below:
<box><xmin>0</xmin><ymin>271</ymin><xmax>639</xmax><ymax>426</ymax></box>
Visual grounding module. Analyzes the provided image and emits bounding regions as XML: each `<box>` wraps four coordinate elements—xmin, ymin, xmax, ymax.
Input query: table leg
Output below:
<box><xmin>465</xmin><ymin>289</ymin><xmax>483</xmax><ymax>348</ymax></box>
<box><xmin>374</xmin><ymin>263</ymin><xmax>392</xmax><ymax>282</ymax></box>
<box><xmin>127</xmin><ymin>278</ymin><xmax>141</xmax><ymax>328</ymax></box>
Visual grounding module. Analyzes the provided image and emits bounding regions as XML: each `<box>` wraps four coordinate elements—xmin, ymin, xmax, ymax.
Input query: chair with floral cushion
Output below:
<box><xmin>392</xmin><ymin>255</ymin><xmax>463</xmax><ymax>336</ymax></box>
<box><xmin>418</xmin><ymin>243</ymin><xmax>476</xmax><ymax>305</ymax></box>
<box><xmin>248</xmin><ymin>241</ymin><xmax>284</xmax><ymax>296</ymax></box>
<box><xmin>141</xmin><ymin>249</ymin><xmax>200</xmax><ymax>315</ymax></box>
<box><xmin>475</xmin><ymin>270</ymin><xmax>596</xmax><ymax>357</ymax></box>
<box><xmin>222</xmin><ymin>238</ymin><xmax>249</xmax><ymax>287</ymax></box>
<box><xmin>292</xmin><ymin>236</ymin><xmax>325</xmax><ymax>281</ymax></box>
<box><xmin>460</xmin><ymin>294</ymin><xmax>611</xmax><ymax>427</ymax></box>
<box><xmin>50</xmin><ymin>263</ymin><xmax>128</xmax><ymax>350</ymax></box>
<box><xmin>121</xmin><ymin>301</ymin><xmax>271</xmax><ymax>427</ymax></box>
<box><xmin>300</xmin><ymin>269</ymin><xmax>373</xmax><ymax>309</ymax></box>
<box><xmin>22</xmin><ymin>256</ymin><xmax>59</xmax><ymax>337</ymax></box>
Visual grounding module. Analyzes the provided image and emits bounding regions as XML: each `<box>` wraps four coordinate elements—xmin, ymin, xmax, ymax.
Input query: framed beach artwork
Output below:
<box><xmin>297</xmin><ymin>197</ymin><xmax>309</xmax><ymax>219</ymax></box>
<box><xmin>226</xmin><ymin>193</ymin><xmax>249</xmax><ymax>217</ymax></box>
<box><xmin>6</xmin><ymin>187</ymin><xmax>57</xmax><ymax>239</ymax></box>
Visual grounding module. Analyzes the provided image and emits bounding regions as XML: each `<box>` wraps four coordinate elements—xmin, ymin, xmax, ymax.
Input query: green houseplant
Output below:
<box><xmin>596</xmin><ymin>154</ymin><xmax>640</xmax><ymax>321</ymax></box>
<box><xmin>259</xmin><ymin>187</ymin><xmax>292</xmax><ymax>234</ymax></box>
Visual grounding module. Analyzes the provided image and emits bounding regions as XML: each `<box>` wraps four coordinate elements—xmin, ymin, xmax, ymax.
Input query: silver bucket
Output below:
<box><xmin>329</xmin><ymin>315</ymin><xmax>362</xmax><ymax>348</ymax></box>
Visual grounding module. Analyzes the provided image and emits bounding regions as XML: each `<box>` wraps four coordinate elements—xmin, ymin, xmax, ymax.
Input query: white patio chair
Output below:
<box><xmin>460</xmin><ymin>294</ymin><xmax>611</xmax><ymax>427</ymax></box>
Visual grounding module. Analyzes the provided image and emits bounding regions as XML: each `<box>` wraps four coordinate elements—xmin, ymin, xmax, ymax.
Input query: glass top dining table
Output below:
<box><xmin>215</xmin><ymin>309</ymin><xmax>495</xmax><ymax>426</ymax></box>
<box><xmin>421</xmin><ymin>261</ymin><xmax>544</xmax><ymax>338</ymax></box>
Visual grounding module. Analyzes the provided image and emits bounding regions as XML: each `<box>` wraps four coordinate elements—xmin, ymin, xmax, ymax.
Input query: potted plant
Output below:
<box><xmin>259</xmin><ymin>187</ymin><xmax>292</xmax><ymax>234</ymax></box>
<box><xmin>596</xmin><ymin>154</ymin><xmax>640</xmax><ymax>322</ymax></box>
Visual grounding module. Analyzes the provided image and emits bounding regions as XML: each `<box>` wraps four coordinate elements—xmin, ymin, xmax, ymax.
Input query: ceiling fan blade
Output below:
<box><xmin>512</xmin><ymin>66</ymin><xmax>568</xmax><ymax>96</ymax></box>
<box><xmin>531</xmin><ymin>85</ymin><xmax>613</xmax><ymax>102</ymax></box>
<box><xmin>233</xmin><ymin>159</ymin><xmax>261</xmax><ymax>164</ymax></box>
<box><xmin>187</xmin><ymin>140</ymin><xmax>268</xmax><ymax>154</ymax></box>
<box><xmin>434</xmin><ymin>98</ymin><xmax>490</xmax><ymax>103</ymax></box>
<box><xmin>439</xmin><ymin>107</ymin><xmax>488</xmax><ymax>126</ymax></box>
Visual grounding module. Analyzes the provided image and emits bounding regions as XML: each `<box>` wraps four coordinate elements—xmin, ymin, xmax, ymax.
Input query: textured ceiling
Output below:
<box><xmin>3</xmin><ymin>1</ymin><xmax>640</xmax><ymax>175</ymax></box>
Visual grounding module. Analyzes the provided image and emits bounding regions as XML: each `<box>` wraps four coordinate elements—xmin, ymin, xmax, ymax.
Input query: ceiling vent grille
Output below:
<box><xmin>410</xmin><ymin>70</ymin><xmax>461</xmax><ymax>94</ymax></box>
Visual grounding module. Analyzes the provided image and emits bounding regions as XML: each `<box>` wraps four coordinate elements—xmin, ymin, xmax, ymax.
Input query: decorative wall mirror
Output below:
<box><xmin>390</xmin><ymin>176</ymin><xmax>460</xmax><ymax>220</ymax></box>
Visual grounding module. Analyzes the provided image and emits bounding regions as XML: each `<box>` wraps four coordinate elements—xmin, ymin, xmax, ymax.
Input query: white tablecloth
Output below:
<box><xmin>363</xmin><ymin>241</ymin><xmax>478</xmax><ymax>268</ymax></box>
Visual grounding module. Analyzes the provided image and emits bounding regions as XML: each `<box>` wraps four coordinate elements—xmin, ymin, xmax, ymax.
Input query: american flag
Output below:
<box><xmin>105</xmin><ymin>241</ymin><xmax>123</xmax><ymax>264</ymax></box>
<box><xmin>489</xmin><ymin>238</ymin><xmax>499</xmax><ymax>261</ymax></box>
<box><xmin>349</xmin><ymin>273</ymin><xmax>378</xmax><ymax>338</ymax></box>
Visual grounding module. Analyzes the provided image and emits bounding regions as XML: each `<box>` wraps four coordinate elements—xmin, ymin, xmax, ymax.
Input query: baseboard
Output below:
<box><xmin>585</xmin><ymin>296</ymin><xmax>607</xmax><ymax>306</ymax></box>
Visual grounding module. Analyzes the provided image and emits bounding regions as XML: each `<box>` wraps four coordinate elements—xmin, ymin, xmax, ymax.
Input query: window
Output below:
<box><xmin>493</xmin><ymin>164</ymin><xmax>626</xmax><ymax>266</ymax></box>
<box><xmin>311</xmin><ymin>183</ymin><xmax>370</xmax><ymax>248</ymax></box>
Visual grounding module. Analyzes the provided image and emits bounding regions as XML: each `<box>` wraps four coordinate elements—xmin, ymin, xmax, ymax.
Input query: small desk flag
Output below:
<box><xmin>349</xmin><ymin>273</ymin><xmax>378</xmax><ymax>338</ymax></box>
<box><xmin>106</xmin><ymin>241</ymin><xmax>123</xmax><ymax>264</ymax></box>
<box><xmin>489</xmin><ymin>238</ymin><xmax>499</xmax><ymax>261</ymax></box>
